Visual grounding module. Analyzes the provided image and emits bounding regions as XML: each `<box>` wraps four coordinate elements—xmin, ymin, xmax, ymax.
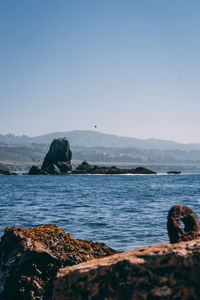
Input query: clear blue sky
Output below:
<box><xmin>1</xmin><ymin>0</ymin><xmax>200</xmax><ymax>143</ymax></box>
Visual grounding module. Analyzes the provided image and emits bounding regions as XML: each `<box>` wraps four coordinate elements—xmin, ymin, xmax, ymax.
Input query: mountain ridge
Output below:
<box><xmin>0</xmin><ymin>130</ymin><xmax>200</xmax><ymax>151</ymax></box>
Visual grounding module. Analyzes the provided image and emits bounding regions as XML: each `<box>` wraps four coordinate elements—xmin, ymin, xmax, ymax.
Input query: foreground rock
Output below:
<box><xmin>53</xmin><ymin>238</ymin><xmax>200</xmax><ymax>299</ymax></box>
<box><xmin>73</xmin><ymin>160</ymin><xmax>156</xmax><ymax>175</ymax></box>
<box><xmin>0</xmin><ymin>224</ymin><xmax>118</xmax><ymax>300</ymax></box>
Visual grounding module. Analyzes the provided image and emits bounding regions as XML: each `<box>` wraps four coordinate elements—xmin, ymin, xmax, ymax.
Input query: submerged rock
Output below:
<box><xmin>52</xmin><ymin>238</ymin><xmax>200</xmax><ymax>300</ymax></box>
<box><xmin>0</xmin><ymin>224</ymin><xmax>118</xmax><ymax>300</ymax></box>
<box><xmin>73</xmin><ymin>160</ymin><xmax>156</xmax><ymax>175</ymax></box>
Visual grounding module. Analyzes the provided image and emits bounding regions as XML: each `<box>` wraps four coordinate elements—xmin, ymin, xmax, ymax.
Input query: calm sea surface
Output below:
<box><xmin>1</xmin><ymin>173</ymin><xmax>200</xmax><ymax>251</ymax></box>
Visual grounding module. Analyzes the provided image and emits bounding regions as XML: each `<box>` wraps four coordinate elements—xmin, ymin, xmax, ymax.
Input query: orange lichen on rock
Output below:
<box><xmin>0</xmin><ymin>224</ymin><xmax>119</xmax><ymax>300</ymax></box>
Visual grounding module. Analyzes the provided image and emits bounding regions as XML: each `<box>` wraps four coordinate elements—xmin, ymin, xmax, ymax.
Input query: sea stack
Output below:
<box><xmin>41</xmin><ymin>138</ymin><xmax>72</xmax><ymax>173</ymax></box>
<box><xmin>29</xmin><ymin>138</ymin><xmax>72</xmax><ymax>175</ymax></box>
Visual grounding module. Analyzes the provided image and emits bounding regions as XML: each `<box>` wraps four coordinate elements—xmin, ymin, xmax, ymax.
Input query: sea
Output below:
<box><xmin>1</xmin><ymin>172</ymin><xmax>200</xmax><ymax>252</ymax></box>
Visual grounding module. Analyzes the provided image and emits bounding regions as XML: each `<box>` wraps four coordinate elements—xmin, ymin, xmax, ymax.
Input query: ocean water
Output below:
<box><xmin>1</xmin><ymin>173</ymin><xmax>200</xmax><ymax>251</ymax></box>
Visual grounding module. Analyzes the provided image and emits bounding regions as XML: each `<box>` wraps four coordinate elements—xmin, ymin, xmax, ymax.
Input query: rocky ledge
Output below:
<box><xmin>72</xmin><ymin>160</ymin><xmax>156</xmax><ymax>175</ymax></box>
<box><xmin>52</xmin><ymin>239</ymin><xmax>200</xmax><ymax>300</ymax></box>
<box><xmin>0</xmin><ymin>224</ymin><xmax>118</xmax><ymax>300</ymax></box>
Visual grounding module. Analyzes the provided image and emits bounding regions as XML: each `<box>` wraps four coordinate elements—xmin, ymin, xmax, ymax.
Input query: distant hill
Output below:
<box><xmin>1</xmin><ymin>143</ymin><xmax>200</xmax><ymax>171</ymax></box>
<box><xmin>1</xmin><ymin>130</ymin><xmax>200</xmax><ymax>151</ymax></box>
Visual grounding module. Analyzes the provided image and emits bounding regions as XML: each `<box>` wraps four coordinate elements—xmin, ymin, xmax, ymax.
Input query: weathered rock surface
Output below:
<box><xmin>52</xmin><ymin>238</ymin><xmax>200</xmax><ymax>300</ymax></box>
<box><xmin>0</xmin><ymin>224</ymin><xmax>118</xmax><ymax>300</ymax></box>
<box><xmin>73</xmin><ymin>160</ymin><xmax>156</xmax><ymax>175</ymax></box>
<box><xmin>167</xmin><ymin>205</ymin><xmax>200</xmax><ymax>243</ymax></box>
<box><xmin>28</xmin><ymin>166</ymin><xmax>48</xmax><ymax>175</ymax></box>
<box><xmin>0</xmin><ymin>169</ymin><xmax>16</xmax><ymax>175</ymax></box>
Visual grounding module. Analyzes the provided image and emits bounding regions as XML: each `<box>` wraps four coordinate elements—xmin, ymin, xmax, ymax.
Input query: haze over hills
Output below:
<box><xmin>1</xmin><ymin>131</ymin><xmax>200</xmax><ymax>171</ymax></box>
<box><xmin>1</xmin><ymin>130</ymin><xmax>200</xmax><ymax>151</ymax></box>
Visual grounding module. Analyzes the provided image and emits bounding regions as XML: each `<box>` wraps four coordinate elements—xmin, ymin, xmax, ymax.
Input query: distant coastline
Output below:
<box><xmin>0</xmin><ymin>130</ymin><xmax>200</xmax><ymax>172</ymax></box>
<box><xmin>1</xmin><ymin>130</ymin><xmax>200</xmax><ymax>171</ymax></box>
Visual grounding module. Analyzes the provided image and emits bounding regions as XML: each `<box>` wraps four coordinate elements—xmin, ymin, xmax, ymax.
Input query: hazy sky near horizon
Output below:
<box><xmin>1</xmin><ymin>0</ymin><xmax>200</xmax><ymax>143</ymax></box>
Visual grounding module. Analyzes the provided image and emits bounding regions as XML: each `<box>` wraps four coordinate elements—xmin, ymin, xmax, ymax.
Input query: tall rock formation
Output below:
<box><xmin>41</xmin><ymin>138</ymin><xmax>72</xmax><ymax>171</ymax></box>
<box><xmin>29</xmin><ymin>138</ymin><xmax>72</xmax><ymax>175</ymax></box>
<box><xmin>41</xmin><ymin>138</ymin><xmax>72</xmax><ymax>173</ymax></box>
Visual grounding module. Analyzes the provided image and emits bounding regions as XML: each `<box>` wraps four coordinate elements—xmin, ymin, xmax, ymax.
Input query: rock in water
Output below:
<box><xmin>0</xmin><ymin>169</ymin><xmax>16</xmax><ymax>175</ymax></box>
<box><xmin>41</xmin><ymin>138</ymin><xmax>72</xmax><ymax>174</ymax></box>
<box><xmin>167</xmin><ymin>171</ymin><xmax>181</xmax><ymax>175</ymax></box>
<box><xmin>28</xmin><ymin>166</ymin><xmax>48</xmax><ymax>175</ymax></box>
<box><xmin>0</xmin><ymin>224</ymin><xmax>119</xmax><ymax>300</ymax></box>
<box><xmin>73</xmin><ymin>161</ymin><xmax>156</xmax><ymax>175</ymax></box>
